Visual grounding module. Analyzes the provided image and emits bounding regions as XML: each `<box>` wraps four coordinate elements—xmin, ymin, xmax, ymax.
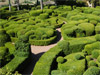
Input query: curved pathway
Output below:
<box><xmin>22</xmin><ymin>28</ymin><xmax>63</xmax><ymax>75</ymax></box>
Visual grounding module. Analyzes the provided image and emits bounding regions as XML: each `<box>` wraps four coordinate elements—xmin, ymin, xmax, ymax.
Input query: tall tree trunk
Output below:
<box><xmin>17</xmin><ymin>0</ymin><xmax>19</xmax><ymax>10</ymax></box>
<box><xmin>8</xmin><ymin>0</ymin><xmax>11</xmax><ymax>11</ymax></box>
<box><xmin>54</xmin><ymin>0</ymin><xmax>57</xmax><ymax>6</ymax></box>
<box><xmin>36</xmin><ymin>0</ymin><xmax>38</xmax><ymax>5</ymax></box>
<box><xmin>40</xmin><ymin>0</ymin><xmax>43</xmax><ymax>10</ymax></box>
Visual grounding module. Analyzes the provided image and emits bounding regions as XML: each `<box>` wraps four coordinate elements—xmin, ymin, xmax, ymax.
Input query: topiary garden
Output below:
<box><xmin>0</xmin><ymin>3</ymin><xmax>100</xmax><ymax>75</ymax></box>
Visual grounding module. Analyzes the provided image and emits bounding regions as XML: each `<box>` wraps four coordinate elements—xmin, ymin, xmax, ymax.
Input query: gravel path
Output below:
<box><xmin>22</xmin><ymin>28</ymin><xmax>63</xmax><ymax>75</ymax></box>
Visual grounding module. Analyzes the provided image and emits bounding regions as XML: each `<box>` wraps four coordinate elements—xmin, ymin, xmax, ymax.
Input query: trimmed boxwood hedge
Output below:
<box><xmin>29</xmin><ymin>35</ymin><xmax>57</xmax><ymax>46</ymax></box>
<box><xmin>33</xmin><ymin>45</ymin><xmax>63</xmax><ymax>75</ymax></box>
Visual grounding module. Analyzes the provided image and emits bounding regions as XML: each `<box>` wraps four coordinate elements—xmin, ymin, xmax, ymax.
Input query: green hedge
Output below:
<box><xmin>33</xmin><ymin>45</ymin><xmax>62</xmax><ymax>75</ymax></box>
<box><xmin>5</xmin><ymin>42</ymin><xmax>15</xmax><ymax>54</ymax></box>
<box><xmin>69</xmin><ymin>37</ymin><xmax>96</xmax><ymax>53</ymax></box>
<box><xmin>39</xmin><ymin>13</ymin><xmax>49</xmax><ymax>19</ymax></box>
<box><xmin>29</xmin><ymin>10</ymin><xmax>42</xmax><ymax>16</ymax></box>
<box><xmin>0</xmin><ymin>56</ymin><xmax>29</xmax><ymax>73</ymax></box>
<box><xmin>95</xmin><ymin>25</ymin><xmax>100</xmax><ymax>34</ymax></box>
<box><xmin>0</xmin><ymin>29</ymin><xmax>10</xmax><ymax>47</ymax></box>
<box><xmin>29</xmin><ymin>35</ymin><xmax>57</xmax><ymax>46</ymax></box>
<box><xmin>84</xmin><ymin>42</ymin><xmax>100</xmax><ymax>55</ymax></box>
<box><xmin>0</xmin><ymin>47</ymin><xmax>11</xmax><ymax>67</ymax></box>
<box><xmin>83</xmin><ymin>66</ymin><xmax>100</xmax><ymax>75</ymax></box>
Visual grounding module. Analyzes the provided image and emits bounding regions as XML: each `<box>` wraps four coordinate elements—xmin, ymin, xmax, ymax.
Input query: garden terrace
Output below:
<box><xmin>0</xmin><ymin>4</ymin><xmax>100</xmax><ymax>75</ymax></box>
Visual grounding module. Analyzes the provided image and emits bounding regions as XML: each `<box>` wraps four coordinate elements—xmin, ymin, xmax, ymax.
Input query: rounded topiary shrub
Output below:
<box><xmin>29</xmin><ymin>10</ymin><xmax>42</xmax><ymax>16</ymax></box>
<box><xmin>39</xmin><ymin>13</ymin><xmax>49</xmax><ymax>19</ymax></box>
<box><xmin>75</xmin><ymin>54</ymin><xmax>83</xmax><ymax>60</ymax></box>
<box><xmin>88</xmin><ymin>61</ymin><xmax>97</xmax><ymax>67</ymax></box>
<box><xmin>83</xmin><ymin>66</ymin><xmax>100</xmax><ymax>75</ymax></box>
<box><xmin>90</xmin><ymin>20</ymin><xmax>97</xmax><ymax>25</ymax></box>
<box><xmin>95</xmin><ymin>34</ymin><xmax>100</xmax><ymax>41</ymax></box>
<box><xmin>97</xmin><ymin>56</ymin><xmax>100</xmax><ymax>63</ymax></box>
<box><xmin>92</xmin><ymin>50</ymin><xmax>99</xmax><ymax>59</ymax></box>
<box><xmin>56</xmin><ymin>56</ymin><xmax>64</xmax><ymax>64</ymax></box>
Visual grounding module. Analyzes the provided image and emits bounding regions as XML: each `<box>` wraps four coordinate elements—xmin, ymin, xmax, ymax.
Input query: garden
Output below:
<box><xmin>0</xmin><ymin>0</ymin><xmax>100</xmax><ymax>75</ymax></box>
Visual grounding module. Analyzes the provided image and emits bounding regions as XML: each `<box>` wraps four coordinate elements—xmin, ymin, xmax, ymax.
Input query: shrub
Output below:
<box><xmin>29</xmin><ymin>10</ymin><xmax>42</xmax><ymax>16</ymax></box>
<box><xmin>33</xmin><ymin>46</ymin><xmax>62</xmax><ymax>75</ymax></box>
<box><xmin>97</xmin><ymin>56</ymin><xmax>100</xmax><ymax>63</ymax></box>
<box><xmin>83</xmin><ymin>9</ymin><xmax>93</xmax><ymax>14</ymax></box>
<box><xmin>5</xmin><ymin>42</ymin><xmax>15</xmax><ymax>54</ymax></box>
<box><xmin>43</xmin><ymin>9</ymin><xmax>53</xmax><ymax>15</ymax></box>
<box><xmin>83</xmin><ymin>66</ymin><xmax>100</xmax><ymax>75</ymax></box>
<box><xmin>57</xmin><ymin>40</ymin><xmax>69</xmax><ymax>55</ymax></box>
<box><xmin>86</xmin><ymin>56</ymin><xmax>92</xmax><ymax>62</ymax></box>
<box><xmin>92</xmin><ymin>11</ymin><xmax>100</xmax><ymax>16</ymax></box>
<box><xmin>50</xmin><ymin>6</ymin><xmax>57</xmax><ymax>9</ymax></box>
<box><xmin>0</xmin><ymin>29</ymin><xmax>10</xmax><ymax>47</ymax></box>
<box><xmin>0</xmin><ymin>47</ymin><xmax>11</xmax><ymax>67</ymax></box>
<box><xmin>90</xmin><ymin>20</ymin><xmax>97</xmax><ymax>25</ymax></box>
<box><xmin>29</xmin><ymin>35</ymin><xmax>57</xmax><ymax>46</ymax></box>
<box><xmin>75</xmin><ymin>54</ymin><xmax>83</xmax><ymax>60</ymax></box>
<box><xmin>15</xmin><ymin>38</ymin><xmax>31</xmax><ymax>57</ymax></box>
<box><xmin>6</xmin><ymin>29</ymin><xmax>15</xmax><ymax>37</ymax></box>
<box><xmin>69</xmin><ymin>15</ymin><xmax>86</xmax><ymax>21</ymax></box>
<box><xmin>88</xmin><ymin>61</ymin><xmax>97</xmax><ymax>67</ymax></box>
<box><xmin>56</xmin><ymin>56</ymin><xmax>64</xmax><ymax>64</ymax></box>
<box><xmin>25</xmin><ymin>30</ymin><xmax>35</xmax><ymax>38</ymax></box>
<box><xmin>92</xmin><ymin>50</ymin><xmax>99</xmax><ymax>59</ymax></box>
<box><xmin>95</xmin><ymin>26</ymin><xmax>100</xmax><ymax>34</ymax></box>
<box><xmin>51</xmin><ymin>70</ymin><xmax>66</xmax><ymax>75</ymax></box>
<box><xmin>84</xmin><ymin>42</ymin><xmax>100</xmax><ymax>55</ymax></box>
<box><xmin>39</xmin><ymin>13</ymin><xmax>49</xmax><ymax>19</ymax></box>
<box><xmin>95</xmin><ymin>34</ymin><xmax>100</xmax><ymax>41</ymax></box>
<box><xmin>78</xmin><ymin>23</ymin><xmax>94</xmax><ymax>36</ymax></box>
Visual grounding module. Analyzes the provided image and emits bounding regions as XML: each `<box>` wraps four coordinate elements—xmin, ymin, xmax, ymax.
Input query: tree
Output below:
<box><xmin>40</xmin><ymin>0</ymin><xmax>43</xmax><ymax>10</ymax></box>
<box><xmin>17</xmin><ymin>0</ymin><xmax>19</xmax><ymax>10</ymax></box>
<box><xmin>8</xmin><ymin>0</ymin><xmax>11</xmax><ymax>11</ymax></box>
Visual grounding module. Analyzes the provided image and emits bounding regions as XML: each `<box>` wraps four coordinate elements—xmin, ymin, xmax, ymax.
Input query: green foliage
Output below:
<box><xmin>86</xmin><ymin>56</ymin><xmax>92</xmax><ymax>62</ymax></box>
<box><xmin>51</xmin><ymin>70</ymin><xmax>66</xmax><ymax>75</ymax></box>
<box><xmin>6</xmin><ymin>29</ymin><xmax>15</xmax><ymax>37</ymax></box>
<box><xmin>0</xmin><ymin>29</ymin><xmax>10</xmax><ymax>47</ymax></box>
<box><xmin>5</xmin><ymin>42</ymin><xmax>15</xmax><ymax>54</ymax></box>
<box><xmin>39</xmin><ymin>13</ymin><xmax>49</xmax><ymax>19</ymax></box>
<box><xmin>33</xmin><ymin>46</ymin><xmax>62</xmax><ymax>75</ymax></box>
<box><xmin>90</xmin><ymin>20</ymin><xmax>97</xmax><ymax>25</ymax></box>
<box><xmin>15</xmin><ymin>36</ymin><xmax>31</xmax><ymax>57</ymax></box>
<box><xmin>0</xmin><ymin>47</ymin><xmax>11</xmax><ymax>67</ymax></box>
<box><xmin>1</xmin><ymin>56</ymin><xmax>28</xmax><ymax>73</ymax></box>
<box><xmin>88</xmin><ymin>61</ymin><xmax>97</xmax><ymax>67</ymax></box>
<box><xmin>95</xmin><ymin>25</ymin><xmax>100</xmax><ymax>34</ymax></box>
<box><xmin>50</xmin><ymin>6</ymin><xmax>57</xmax><ymax>9</ymax></box>
<box><xmin>97</xmin><ymin>56</ymin><xmax>100</xmax><ymax>63</ymax></box>
<box><xmin>78</xmin><ymin>23</ymin><xmax>94</xmax><ymax>36</ymax></box>
<box><xmin>95</xmin><ymin>34</ymin><xmax>100</xmax><ymax>41</ymax></box>
<box><xmin>57</xmin><ymin>40</ymin><xmax>69</xmax><ymax>55</ymax></box>
<box><xmin>84</xmin><ymin>42</ymin><xmax>100</xmax><ymax>55</ymax></box>
<box><xmin>83</xmin><ymin>66</ymin><xmax>100</xmax><ymax>75</ymax></box>
<box><xmin>29</xmin><ymin>10</ymin><xmax>42</xmax><ymax>16</ymax></box>
<box><xmin>56</xmin><ymin>56</ymin><xmax>64</xmax><ymax>63</ymax></box>
<box><xmin>92</xmin><ymin>50</ymin><xmax>99</xmax><ymax>59</ymax></box>
<box><xmin>75</xmin><ymin>54</ymin><xmax>83</xmax><ymax>60</ymax></box>
<box><xmin>29</xmin><ymin>35</ymin><xmax>57</xmax><ymax>46</ymax></box>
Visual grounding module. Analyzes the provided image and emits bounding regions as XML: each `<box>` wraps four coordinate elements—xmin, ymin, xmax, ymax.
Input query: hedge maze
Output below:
<box><xmin>0</xmin><ymin>5</ymin><xmax>100</xmax><ymax>75</ymax></box>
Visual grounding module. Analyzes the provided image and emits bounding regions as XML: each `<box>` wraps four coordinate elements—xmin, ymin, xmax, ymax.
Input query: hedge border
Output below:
<box><xmin>29</xmin><ymin>35</ymin><xmax>57</xmax><ymax>46</ymax></box>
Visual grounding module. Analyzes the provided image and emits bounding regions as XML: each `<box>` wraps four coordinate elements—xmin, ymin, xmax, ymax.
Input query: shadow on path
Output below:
<box><xmin>22</xmin><ymin>52</ymin><xmax>45</xmax><ymax>75</ymax></box>
<box><xmin>52</xmin><ymin>30</ymin><xmax>62</xmax><ymax>44</ymax></box>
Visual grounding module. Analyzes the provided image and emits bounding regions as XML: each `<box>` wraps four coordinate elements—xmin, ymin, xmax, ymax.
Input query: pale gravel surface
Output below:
<box><xmin>22</xmin><ymin>28</ymin><xmax>63</xmax><ymax>75</ymax></box>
